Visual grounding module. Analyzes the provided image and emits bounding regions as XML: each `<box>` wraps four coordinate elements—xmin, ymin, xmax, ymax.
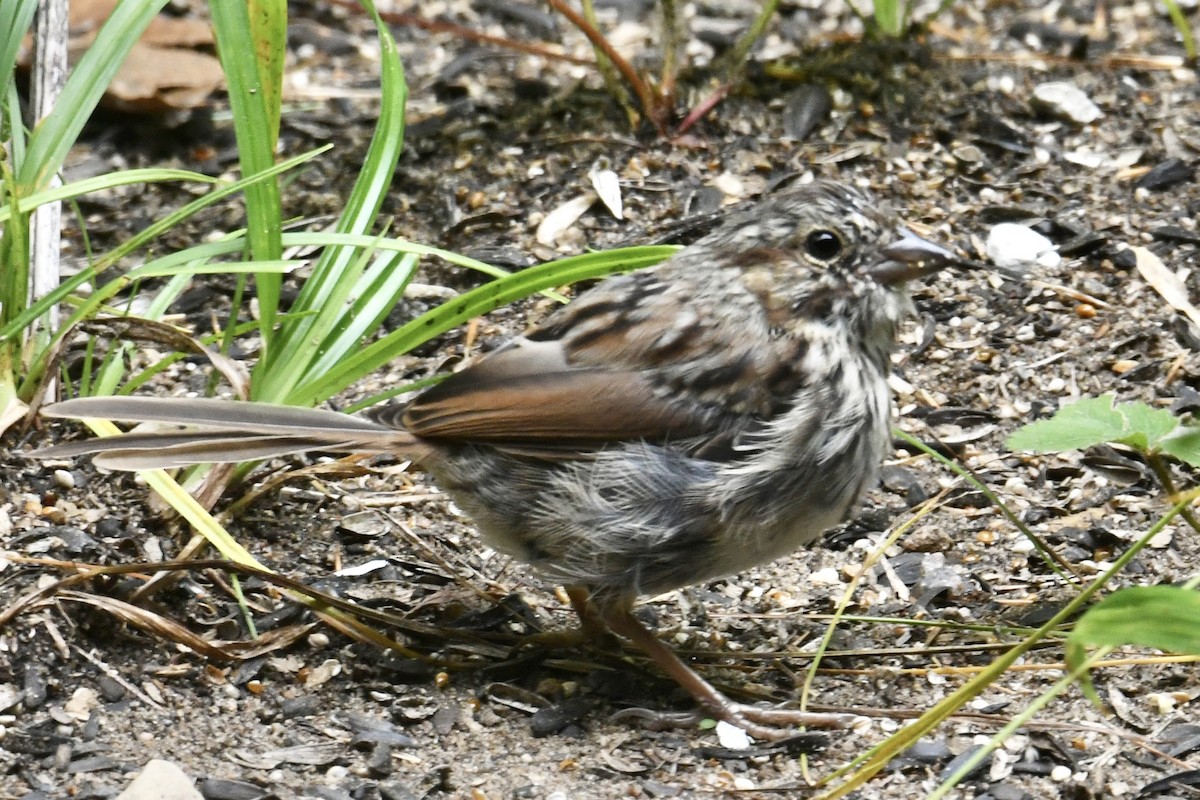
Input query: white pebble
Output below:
<box><xmin>808</xmin><ymin>567</ymin><xmax>842</xmax><ymax>586</ymax></box>
<box><xmin>1051</xmin><ymin>764</ymin><xmax>1073</xmax><ymax>782</ymax></box>
<box><xmin>1032</xmin><ymin>82</ymin><xmax>1103</xmax><ymax>124</ymax></box>
<box><xmin>986</xmin><ymin>223</ymin><xmax>1061</xmax><ymax>271</ymax></box>
<box><xmin>716</xmin><ymin>720</ymin><xmax>752</xmax><ymax>749</ymax></box>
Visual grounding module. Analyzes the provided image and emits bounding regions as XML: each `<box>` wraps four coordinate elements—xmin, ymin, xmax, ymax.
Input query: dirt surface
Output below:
<box><xmin>3</xmin><ymin>1</ymin><xmax>1199</xmax><ymax>798</ymax></box>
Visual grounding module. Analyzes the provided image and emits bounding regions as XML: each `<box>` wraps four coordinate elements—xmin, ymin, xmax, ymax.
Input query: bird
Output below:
<box><xmin>34</xmin><ymin>179</ymin><xmax>957</xmax><ymax>740</ymax></box>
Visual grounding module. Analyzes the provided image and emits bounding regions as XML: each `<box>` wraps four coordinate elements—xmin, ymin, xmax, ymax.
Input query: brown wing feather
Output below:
<box><xmin>389</xmin><ymin>264</ymin><xmax>786</xmax><ymax>448</ymax></box>
<box><xmin>400</xmin><ymin>367</ymin><xmax>709</xmax><ymax>443</ymax></box>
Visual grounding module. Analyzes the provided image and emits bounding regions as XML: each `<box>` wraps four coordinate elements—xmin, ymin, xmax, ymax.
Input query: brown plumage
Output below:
<box><xmin>35</xmin><ymin>180</ymin><xmax>956</xmax><ymax>740</ymax></box>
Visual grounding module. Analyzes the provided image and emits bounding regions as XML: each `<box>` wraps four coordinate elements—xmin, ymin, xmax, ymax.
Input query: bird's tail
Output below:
<box><xmin>33</xmin><ymin>396</ymin><xmax>428</xmax><ymax>471</ymax></box>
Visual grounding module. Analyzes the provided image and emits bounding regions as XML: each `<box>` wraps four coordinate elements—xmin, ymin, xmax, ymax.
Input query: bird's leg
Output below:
<box><xmin>516</xmin><ymin>585</ymin><xmax>617</xmax><ymax>650</ymax></box>
<box><xmin>564</xmin><ymin>585</ymin><xmax>611</xmax><ymax>640</ymax></box>
<box><xmin>602</xmin><ymin>606</ymin><xmax>860</xmax><ymax>741</ymax></box>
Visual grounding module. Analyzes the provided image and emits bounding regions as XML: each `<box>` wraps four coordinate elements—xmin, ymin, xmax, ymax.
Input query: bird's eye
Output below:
<box><xmin>805</xmin><ymin>230</ymin><xmax>843</xmax><ymax>261</ymax></box>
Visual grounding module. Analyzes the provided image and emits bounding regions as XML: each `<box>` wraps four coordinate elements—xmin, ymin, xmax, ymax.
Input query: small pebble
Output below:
<box><xmin>1032</xmin><ymin>81</ymin><xmax>1103</xmax><ymax>124</ymax></box>
<box><xmin>986</xmin><ymin>224</ymin><xmax>1061</xmax><ymax>271</ymax></box>
<box><xmin>1050</xmin><ymin>764</ymin><xmax>1073</xmax><ymax>782</ymax></box>
<box><xmin>716</xmin><ymin>720</ymin><xmax>752</xmax><ymax>749</ymax></box>
<box><xmin>52</xmin><ymin>469</ymin><xmax>75</xmax><ymax>489</ymax></box>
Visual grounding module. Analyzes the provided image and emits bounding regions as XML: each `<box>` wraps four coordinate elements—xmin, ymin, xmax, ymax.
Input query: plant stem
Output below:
<box><xmin>717</xmin><ymin>0</ymin><xmax>780</xmax><ymax>77</ymax></box>
<box><xmin>580</xmin><ymin>0</ymin><xmax>638</xmax><ymax>128</ymax></box>
<box><xmin>543</xmin><ymin>0</ymin><xmax>668</xmax><ymax>134</ymax></box>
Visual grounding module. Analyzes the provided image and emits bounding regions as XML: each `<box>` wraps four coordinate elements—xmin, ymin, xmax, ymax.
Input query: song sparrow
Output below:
<box><xmin>36</xmin><ymin>179</ymin><xmax>956</xmax><ymax>740</ymax></box>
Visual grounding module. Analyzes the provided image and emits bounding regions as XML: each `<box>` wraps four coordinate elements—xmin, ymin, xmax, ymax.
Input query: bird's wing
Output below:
<box><xmin>388</xmin><ymin>266</ymin><xmax>795</xmax><ymax>447</ymax></box>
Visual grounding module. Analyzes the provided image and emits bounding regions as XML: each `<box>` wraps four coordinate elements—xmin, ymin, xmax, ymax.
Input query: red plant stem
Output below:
<box><xmin>541</xmin><ymin>0</ymin><xmax>668</xmax><ymax>134</ymax></box>
<box><xmin>674</xmin><ymin>82</ymin><xmax>731</xmax><ymax>137</ymax></box>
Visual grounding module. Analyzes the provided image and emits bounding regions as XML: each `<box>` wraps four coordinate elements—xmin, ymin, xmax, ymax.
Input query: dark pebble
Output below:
<box><xmin>1110</xmin><ymin>248</ymin><xmax>1138</xmax><ymax>269</ymax></box>
<box><xmin>65</xmin><ymin>755</ymin><xmax>123</xmax><ymax>773</ymax></box>
<box><xmin>1158</xmin><ymin>723</ymin><xmax>1200</xmax><ymax>757</ymax></box>
<box><xmin>23</xmin><ymin>668</ymin><xmax>47</xmax><ymax>709</ymax></box>
<box><xmin>1135</xmin><ymin>158</ymin><xmax>1193</xmax><ymax>191</ymax></box>
<box><xmin>939</xmin><ymin>744</ymin><xmax>991</xmax><ymax>781</ymax></box>
<box><xmin>907</xmin><ymin>738</ymin><xmax>954</xmax><ymax>763</ymax></box>
<box><xmin>1140</xmin><ymin>769</ymin><xmax>1200</xmax><ymax>794</ymax></box>
<box><xmin>430</xmin><ymin>704</ymin><xmax>459</xmax><ymax>736</ymax></box>
<box><xmin>1152</xmin><ymin>225</ymin><xmax>1200</xmax><ymax>246</ymax></box>
<box><xmin>367</xmin><ymin>741</ymin><xmax>393</xmax><ymax>777</ymax></box>
<box><xmin>643</xmin><ymin>780</ymin><xmax>684</xmax><ymax>797</ymax></box>
<box><xmin>81</xmin><ymin>713</ymin><xmax>101</xmax><ymax>740</ymax></box>
<box><xmin>199</xmin><ymin>777</ymin><xmax>272</xmax><ymax>800</ymax></box>
<box><xmin>783</xmin><ymin>84</ymin><xmax>833</xmax><ymax>141</ymax></box>
<box><xmin>97</xmin><ymin>676</ymin><xmax>126</xmax><ymax>703</ymax></box>
<box><xmin>1010</xmin><ymin>758</ymin><xmax>1055</xmax><ymax>776</ymax></box>
<box><xmin>94</xmin><ymin>517</ymin><xmax>125</xmax><ymax>538</ymax></box>
<box><xmin>1056</xmin><ymin>231</ymin><xmax>1108</xmax><ymax>257</ymax></box>
<box><xmin>378</xmin><ymin>782</ymin><xmax>421</xmax><ymax>800</ymax></box>
<box><xmin>529</xmin><ymin>697</ymin><xmax>591</xmax><ymax>737</ymax></box>
<box><xmin>881</xmin><ymin>552</ymin><xmax>926</xmax><ymax>586</ymax></box>
<box><xmin>47</xmin><ymin>528</ymin><xmax>94</xmax><ymax>554</ymax></box>
<box><xmin>879</xmin><ymin>465</ymin><xmax>928</xmax><ymax>507</ymax></box>
<box><xmin>980</xmin><ymin>784</ymin><xmax>1032</xmax><ymax>800</ymax></box>
<box><xmin>280</xmin><ymin>695</ymin><xmax>320</xmax><ymax>720</ymax></box>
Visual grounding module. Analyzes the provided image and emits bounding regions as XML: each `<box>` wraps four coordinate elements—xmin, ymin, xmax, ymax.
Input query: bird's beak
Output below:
<box><xmin>872</xmin><ymin>228</ymin><xmax>958</xmax><ymax>285</ymax></box>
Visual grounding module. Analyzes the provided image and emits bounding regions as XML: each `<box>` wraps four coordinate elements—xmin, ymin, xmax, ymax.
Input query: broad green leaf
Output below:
<box><xmin>1070</xmin><ymin>585</ymin><xmax>1200</xmax><ymax>656</ymax></box>
<box><xmin>1007</xmin><ymin>396</ymin><xmax>1186</xmax><ymax>455</ymax></box>
<box><xmin>1066</xmin><ymin>585</ymin><xmax>1200</xmax><ymax>703</ymax></box>
<box><xmin>1160</xmin><ymin>427</ymin><xmax>1200</xmax><ymax>469</ymax></box>
<box><xmin>1117</xmin><ymin>401</ymin><xmax>1179</xmax><ymax>450</ymax></box>
<box><xmin>1007</xmin><ymin>395</ymin><xmax>1130</xmax><ymax>453</ymax></box>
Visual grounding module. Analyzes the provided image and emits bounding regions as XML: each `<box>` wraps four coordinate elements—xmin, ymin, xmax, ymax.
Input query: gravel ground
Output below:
<box><xmin>2</xmin><ymin>1</ymin><xmax>1199</xmax><ymax>798</ymax></box>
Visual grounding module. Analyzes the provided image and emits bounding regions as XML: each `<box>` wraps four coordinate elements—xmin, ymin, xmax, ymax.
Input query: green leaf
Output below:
<box><xmin>0</xmin><ymin>0</ymin><xmax>38</xmax><ymax>107</ymax></box>
<box><xmin>1159</xmin><ymin>427</ymin><xmax>1200</xmax><ymax>469</ymax></box>
<box><xmin>1066</xmin><ymin>585</ymin><xmax>1200</xmax><ymax>702</ymax></box>
<box><xmin>1006</xmin><ymin>395</ymin><xmax>1185</xmax><ymax>455</ymax></box>
<box><xmin>1116</xmin><ymin>401</ymin><xmax>1179</xmax><ymax>450</ymax></box>
<box><xmin>1007</xmin><ymin>395</ymin><xmax>1129</xmax><ymax>452</ymax></box>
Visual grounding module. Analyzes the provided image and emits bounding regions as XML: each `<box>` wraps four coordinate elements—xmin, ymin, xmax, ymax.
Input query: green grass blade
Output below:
<box><xmin>209</xmin><ymin>0</ymin><xmax>285</xmax><ymax>358</ymax></box>
<box><xmin>256</xmin><ymin>0</ymin><xmax>407</xmax><ymax>401</ymax></box>
<box><xmin>0</xmin><ymin>0</ymin><xmax>39</xmax><ymax>105</ymax></box>
<box><xmin>301</xmin><ymin>251</ymin><xmax>420</xmax><ymax>381</ymax></box>
<box><xmin>0</xmin><ymin>148</ymin><xmax>327</xmax><ymax>342</ymax></box>
<box><xmin>287</xmin><ymin>246</ymin><xmax>676</xmax><ymax>406</ymax></box>
<box><xmin>0</xmin><ymin>169</ymin><xmax>218</xmax><ymax>224</ymax></box>
<box><xmin>19</xmin><ymin>0</ymin><xmax>169</xmax><ymax>191</ymax></box>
